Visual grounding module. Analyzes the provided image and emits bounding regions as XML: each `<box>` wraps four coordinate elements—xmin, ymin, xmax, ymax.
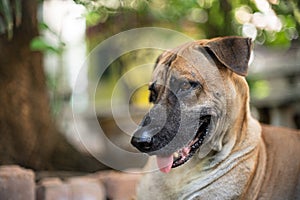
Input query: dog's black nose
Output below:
<box><xmin>131</xmin><ymin>106</ymin><xmax>167</xmax><ymax>153</ymax></box>
<box><xmin>131</xmin><ymin>134</ymin><xmax>153</xmax><ymax>152</ymax></box>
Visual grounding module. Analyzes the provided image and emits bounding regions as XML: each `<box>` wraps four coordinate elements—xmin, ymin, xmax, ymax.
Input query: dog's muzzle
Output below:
<box><xmin>131</xmin><ymin>103</ymin><xmax>213</xmax><ymax>170</ymax></box>
<box><xmin>130</xmin><ymin>116</ymin><xmax>156</xmax><ymax>152</ymax></box>
<box><xmin>131</xmin><ymin>104</ymin><xmax>174</xmax><ymax>154</ymax></box>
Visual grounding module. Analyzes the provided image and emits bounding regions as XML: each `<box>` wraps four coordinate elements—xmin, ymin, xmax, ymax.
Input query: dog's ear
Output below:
<box><xmin>204</xmin><ymin>36</ymin><xmax>252</xmax><ymax>76</ymax></box>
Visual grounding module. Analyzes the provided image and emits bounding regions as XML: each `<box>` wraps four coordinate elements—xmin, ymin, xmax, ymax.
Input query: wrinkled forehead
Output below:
<box><xmin>151</xmin><ymin>42</ymin><xmax>220</xmax><ymax>84</ymax></box>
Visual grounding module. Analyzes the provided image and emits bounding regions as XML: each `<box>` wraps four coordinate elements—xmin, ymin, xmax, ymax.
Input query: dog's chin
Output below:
<box><xmin>155</xmin><ymin>115</ymin><xmax>212</xmax><ymax>173</ymax></box>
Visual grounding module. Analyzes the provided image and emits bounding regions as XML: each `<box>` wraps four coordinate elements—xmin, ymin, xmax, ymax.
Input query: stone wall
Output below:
<box><xmin>0</xmin><ymin>165</ymin><xmax>141</xmax><ymax>200</ymax></box>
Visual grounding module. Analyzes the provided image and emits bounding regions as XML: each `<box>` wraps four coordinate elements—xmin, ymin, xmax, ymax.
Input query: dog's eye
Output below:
<box><xmin>179</xmin><ymin>81</ymin><xmax>199</xmax><ymax>92</ymax></box>
<box><xmin>180</xmin><ymin>82</ymin><xmax>191</xmax><ymax>91</ymax></box>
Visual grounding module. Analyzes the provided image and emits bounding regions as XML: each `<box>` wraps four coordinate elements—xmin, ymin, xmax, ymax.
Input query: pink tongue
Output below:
<box><xmin>156</xmin><ymin>155</ymin><xmax>173</xmax><ymax>173</ymax></box>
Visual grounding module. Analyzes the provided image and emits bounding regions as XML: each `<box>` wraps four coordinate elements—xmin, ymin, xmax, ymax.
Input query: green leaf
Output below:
<box><xmin>265</xmin><ymin>30</ymin><xmax>290</xmax><ymax>48</ymax></box>
<box><xmin>291</xmin><ymin>1</ymin><xmax>300</xmax><ymax>24</ymax></box>
<box><xmin>251</xmin><ymin>80</ymin><xmax>270</xmax><ymax>99</ymax></box>
<box><xmin>85</xmin><ymin>10</ymin><xmax>109</xmax><ymax>26</ymax></box>
<box><xmin>30</xmin><ymin>37</ymin><xmax>62</xmax><ymax>54</ymax></box>
<box><xmin>38</xmin><ymin>22</ymin><xmax>50</xmax><ymax>31</ymax></box>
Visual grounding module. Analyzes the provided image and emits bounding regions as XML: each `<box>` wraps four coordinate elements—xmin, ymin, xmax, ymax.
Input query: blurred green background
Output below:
<box><xmin>0</xmin><ymin>0</ymin><xmax>299</xmax><ymax>171</ymax></box>
<box><xmin>77</xmin><ymin>0</ymin><xmax>300</xmax><ymax>129</ymax></box>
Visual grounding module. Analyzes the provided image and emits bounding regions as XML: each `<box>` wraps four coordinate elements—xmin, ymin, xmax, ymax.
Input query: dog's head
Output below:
<box><xmin>131</xmin><ymin>36</ymin><xmax>252</xmax><ymax>173</ymax></box>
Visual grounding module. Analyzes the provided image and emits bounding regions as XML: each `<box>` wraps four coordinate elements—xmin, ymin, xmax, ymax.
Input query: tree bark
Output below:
<box><xmin>0</xmin><ymin>0</ymin><xmax>103</xmax><ymax>171</ymax></box>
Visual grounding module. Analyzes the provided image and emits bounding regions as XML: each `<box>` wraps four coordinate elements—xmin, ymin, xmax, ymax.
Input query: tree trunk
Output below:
<box><xmin>0</xmin><ymin>0</ymin><xmax>103</xmax><ymax>171</ymax></box>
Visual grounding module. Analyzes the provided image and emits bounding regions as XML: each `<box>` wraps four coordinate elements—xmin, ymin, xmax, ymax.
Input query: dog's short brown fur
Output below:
<box><xmin>131</xmin><ymin>36</ymin><xmax>300</xmax><ymax>200</ymax></box>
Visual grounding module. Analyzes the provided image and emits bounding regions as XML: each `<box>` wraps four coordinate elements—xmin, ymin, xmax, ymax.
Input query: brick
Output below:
<box><xmin>37</xmin><ymin>176</ymin><xmax>106</xmax><ymax>200</ymax></box>
<box><xmin>94</xmin><ymin>170</ymin><xmax>142</xmax><ymax>200</ymax></box>
<box><xmin>36</xmin><ymin>177</ymin><xmax>69</xmax><ymax>200</ymax></box>
<box><xmin>67</xmin><ymin>176</ymin><xmax>106</xmax><ymax>200</ymax></box>
<box><xmin>0</xmin><ymin>165</ymin><xmax>35</xmax><ymax>200</ymax></box>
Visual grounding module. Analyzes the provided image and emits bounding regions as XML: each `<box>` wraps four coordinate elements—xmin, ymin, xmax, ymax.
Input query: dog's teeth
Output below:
<box><xmin>173</xmin><ymin>152</ymin><xmax>179</xmax><ymax>158</ymax></box>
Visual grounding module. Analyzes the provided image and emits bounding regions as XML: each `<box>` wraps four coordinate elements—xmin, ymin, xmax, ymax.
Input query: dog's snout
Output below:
<box><xmin>131</xmin><ymin>113</ymin><xmax>155</xmax><ymax>152</ymax></box>
<box><xmin>131</xmin><ymin>105</ymin><xmax>168</xmax><ymax>153</ymax></box>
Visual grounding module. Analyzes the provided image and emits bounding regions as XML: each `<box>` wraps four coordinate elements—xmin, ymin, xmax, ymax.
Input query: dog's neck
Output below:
<box><xmin>202</xmin><ymin>84</ymin><xmax>262</xmax><ymax>170</ymax></box>
<box><xmin>167</xmin><ymin>92</ymin><xmax>265</xmax><ymax>199</ymax></box>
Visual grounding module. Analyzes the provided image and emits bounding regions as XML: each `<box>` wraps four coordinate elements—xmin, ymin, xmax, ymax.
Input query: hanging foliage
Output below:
<box><xmin>74</xmin><ymin>0</ymin><xmax>300</xmax><ymax>47</ymax></box>
<box><xmin>0</xmin><ymin>0</ymin><xmax>22</xmax><ymax>39</ymax></box>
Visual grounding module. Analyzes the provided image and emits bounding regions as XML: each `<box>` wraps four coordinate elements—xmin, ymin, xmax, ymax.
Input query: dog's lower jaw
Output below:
<box><xmin>137</xmin><ymin>115</ymin><xmax>263</xmax><ymax>200</ymax></box>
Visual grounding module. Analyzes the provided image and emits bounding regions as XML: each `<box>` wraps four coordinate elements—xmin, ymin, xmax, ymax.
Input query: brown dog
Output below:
<box><xmin>131</xmin><ymin>36</ymin><xmax>300</xmax><ymax>200</ymax></box>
